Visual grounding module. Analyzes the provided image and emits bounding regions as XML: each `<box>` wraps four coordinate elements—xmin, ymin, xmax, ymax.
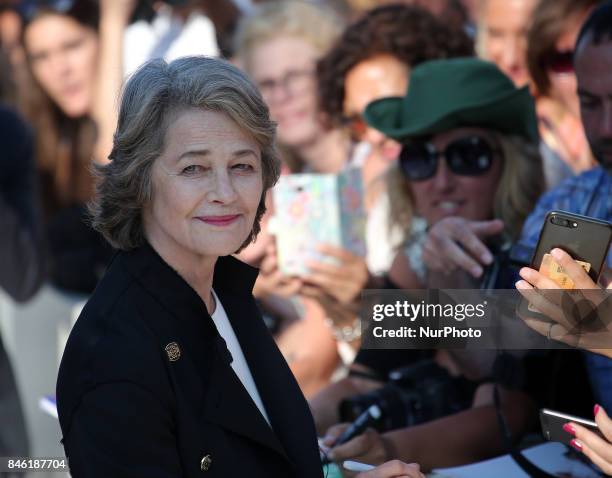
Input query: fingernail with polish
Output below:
<box><xmin>563</xmin><ymin>423</ymin><xmax>576</xmax><ymax>436</ymax></box>
<box><xmin>594</xmin><ymin>404</ymin><xmax>601</xmax><ymax>417</ymax></box>
<box><xmin>570</xmin><ymin>439</ymin><xmax>583</xmax><ymax>452</ymax></box>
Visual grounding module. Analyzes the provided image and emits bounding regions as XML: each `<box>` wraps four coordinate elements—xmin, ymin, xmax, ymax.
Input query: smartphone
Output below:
<box><xmin>271</xmin><ymin>170</ymin><xmax>365</xmax><ymax>276</ymax></box>
<box><xmin>531</xmin><ymin>211</ymin><xmax>612</xmax><ymax>283</ymax></box>
<box><xmin>518</xmin><ymin>210</ymin><xmax>612</xmax><ymax>318</ymax></box>
<box><xmin>540</xmin><ymin>408</ymin><xmax>602</xmax><ymax>446</ymax></box>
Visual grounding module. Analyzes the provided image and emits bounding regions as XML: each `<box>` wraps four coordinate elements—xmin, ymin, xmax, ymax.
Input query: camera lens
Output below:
<box><xmin>550</xmin><ymin>216</ymin><xmax>571</xmax><ymax>227</ymax></box>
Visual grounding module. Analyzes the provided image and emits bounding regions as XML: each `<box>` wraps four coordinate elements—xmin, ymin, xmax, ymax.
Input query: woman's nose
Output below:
<box><xmin>431</xmin><ymin>159</ymin><xmax>455</xmax><ymax>192</ymax></box>
<box><xmin>208</xmin><ymin>170</ymin><xmax>238</xmax><ymax>203</ymax></box>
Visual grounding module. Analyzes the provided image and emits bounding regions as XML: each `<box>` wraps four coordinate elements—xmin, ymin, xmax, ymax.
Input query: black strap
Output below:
<box><xmin>493</xmin><ymin>384</ymin><xmax>557</xmax><ymax>478</ymax></box>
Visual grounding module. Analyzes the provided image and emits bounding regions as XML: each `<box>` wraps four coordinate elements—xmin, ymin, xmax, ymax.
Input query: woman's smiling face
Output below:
<box><xmin>409</xmin><ymin>127</ymin><xmax>503</xmax><ymax>225</ymax></box>
<box><xmin>143</xmin><ymin>108</ymin><xmax>264</xmax><ymax>261</ymax></box>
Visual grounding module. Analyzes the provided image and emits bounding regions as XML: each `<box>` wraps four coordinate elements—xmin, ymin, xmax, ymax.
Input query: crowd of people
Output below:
<box><xmin>2</xmin><ymin>0</ymin><xmax>612</xmax><ymax>476</ymax></box>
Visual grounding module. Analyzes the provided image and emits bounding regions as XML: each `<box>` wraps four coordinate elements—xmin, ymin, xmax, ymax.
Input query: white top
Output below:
<box><xmin>365</xmin><ymin>191</ymin><xmax>405</xmax><ymax>276</ymax></box>
<box><xmin>123</xmin><ymin>5</ymin><xmax>219</xmax><ymax>77</ymax></box>
<box><xmin>349</xmin><ymin>141</ymin><xmax>405</xmax><ymax>276</ymax></box>
<box><xmin>210</xmin><ymin>289</ymin><xmax>271</xmax><ymax>426</ymax></box>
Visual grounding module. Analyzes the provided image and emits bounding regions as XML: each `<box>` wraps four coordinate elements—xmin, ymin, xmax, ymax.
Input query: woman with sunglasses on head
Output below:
<box><xmin>319</xmin><ymin>58</ymin><xmax>543</xmax><ymax>472</ymax></box>
<box><xmin>526</xmin><ymin>0</ymin><xmax>600</xmax><ymax>185</ymax></box>
<box><xmin>19</xmin><ymin>0</ymin><xmax>137</xmax><ymax>292</ymax></box>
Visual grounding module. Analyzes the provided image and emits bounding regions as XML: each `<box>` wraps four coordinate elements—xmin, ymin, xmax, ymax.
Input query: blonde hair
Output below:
<box><xmin>387</xmin><ymin>133</ymin><xmax>544</xmax><ymax>244</ymax></box>
<box><xmin>90</xmin><ymin>56</ymin><xmax>281</xmax><ymax>251</ymax></box>
<box><xmin>234</xmin><ymin>0</ymin><xmax>345</xmax><ymax>70</ymax></box>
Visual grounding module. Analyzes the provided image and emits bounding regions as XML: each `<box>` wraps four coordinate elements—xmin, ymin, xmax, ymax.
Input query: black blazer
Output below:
<box><xmin>57</xmin><ymin>243</ymin><xmax>323</xmax><ymax>478</ymax></box>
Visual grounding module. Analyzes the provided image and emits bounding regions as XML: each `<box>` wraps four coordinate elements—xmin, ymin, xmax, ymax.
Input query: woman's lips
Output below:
<box><xmin>61</xmin><ymin>83</ymin><xmax>83</xmax><ymax>97</ymax></box>
<box><xmin>196</xmin><ymin>215</ymin><xmax>240</xmax><ymax>226</ymax></box>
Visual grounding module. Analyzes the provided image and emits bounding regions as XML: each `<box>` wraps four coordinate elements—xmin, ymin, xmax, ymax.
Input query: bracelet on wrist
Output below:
<box><xmin>325</xmin><ymin>317</ymin><xmax>361</xmax><ymax>343</ymax></box>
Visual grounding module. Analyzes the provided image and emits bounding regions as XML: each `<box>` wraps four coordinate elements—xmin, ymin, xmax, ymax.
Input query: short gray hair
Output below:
<box><xmin>89</xmin><ymin>56</ymin><xmax>281</xmax><ymax>251</ymax></box>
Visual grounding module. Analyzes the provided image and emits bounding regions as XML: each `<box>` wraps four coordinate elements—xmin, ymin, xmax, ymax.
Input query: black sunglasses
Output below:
<box><xmin>399</xmin><ymin>136</ymin><xmax>500</xmax><ymax>181</ymax></box>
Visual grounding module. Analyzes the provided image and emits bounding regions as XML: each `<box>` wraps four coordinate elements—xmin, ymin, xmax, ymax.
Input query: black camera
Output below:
<box><xmin>338</xmin><ymin>360</ymin><xmax>476</xmax><ymax>433</ymax></box>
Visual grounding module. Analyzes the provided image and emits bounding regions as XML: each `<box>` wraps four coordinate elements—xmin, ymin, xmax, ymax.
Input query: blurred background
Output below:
<box><xmin>0</xmin><ymin>0</ymin><xmax>609</xmax><ymax>476</ymax></box>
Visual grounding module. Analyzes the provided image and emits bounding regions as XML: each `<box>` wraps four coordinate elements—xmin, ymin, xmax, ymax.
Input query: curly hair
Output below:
<box><xmin>317</xmin><ymin>4</ymin><xmax>474</xmax><ymax>126</ymax></box>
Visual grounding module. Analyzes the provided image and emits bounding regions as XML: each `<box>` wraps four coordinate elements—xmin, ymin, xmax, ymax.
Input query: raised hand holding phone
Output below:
<box><xmin>517</xmin><ymin>248</ymin><xmax>612</xmax><ymax>354</ymax></box>
<box><xmin>516</xmin><ymin>211</ymin><xmax>612</xmax><ymax>356</ymax></box>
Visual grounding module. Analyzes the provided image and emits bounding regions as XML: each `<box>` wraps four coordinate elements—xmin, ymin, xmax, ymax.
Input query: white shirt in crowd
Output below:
<box><xmin>123</xmin><ymin>5</ymin><xmax>219</xmax><ymax>77</ymax></box>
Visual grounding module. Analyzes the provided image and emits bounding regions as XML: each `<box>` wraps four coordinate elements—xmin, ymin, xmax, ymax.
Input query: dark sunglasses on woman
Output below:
<box><xmin>399</xmin><ymin>135</ymin><xmax>500</xmax><ymax>181</ymax></box>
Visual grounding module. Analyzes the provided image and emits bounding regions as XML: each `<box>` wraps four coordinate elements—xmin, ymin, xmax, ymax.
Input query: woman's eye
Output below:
<box><xmin>29</xmin><ymin>52</ymin><xmax>47</xmax><ymax>64</ymax></box>
<box><xmin>233</xmin><ymin>163</ymin><xmax>254</xmax><ymax>172</ymax></box>
<box><xmin>182</xmin><ymin>165</ymin><xmax>202</xmax><ymax>175</ymax></box>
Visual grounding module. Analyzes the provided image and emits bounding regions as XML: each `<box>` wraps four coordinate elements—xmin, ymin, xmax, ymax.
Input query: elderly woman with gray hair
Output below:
<box><xmin>55</xmin><ymin>55</ymin><xmax>317</xmax><ymax>477</ymax></box>
<box><xmin>55</xmin><ymin>56</ymin><xmax>423</xmax><ymax>478</ymax></box>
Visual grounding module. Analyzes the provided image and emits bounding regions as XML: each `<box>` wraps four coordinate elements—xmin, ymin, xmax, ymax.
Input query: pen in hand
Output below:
<box><xmin>321</xmin><ymin>404</ymin><xmax>382</xmax><ymax>465</ymax></box>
